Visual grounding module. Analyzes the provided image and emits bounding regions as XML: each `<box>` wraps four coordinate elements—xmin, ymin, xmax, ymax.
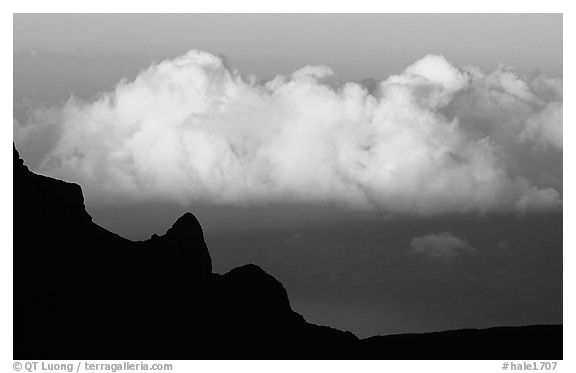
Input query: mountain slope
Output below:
<box><xmin>13</xmin><ymin>145</ymin><xmax>561</xmax><ymax>359</ymax></box>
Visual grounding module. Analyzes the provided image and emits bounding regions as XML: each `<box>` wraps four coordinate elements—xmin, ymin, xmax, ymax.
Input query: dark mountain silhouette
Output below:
<box><xmin>13</xmin><ymin>144</ymin><xmax>562</xmax><ymax>359</ymax></box>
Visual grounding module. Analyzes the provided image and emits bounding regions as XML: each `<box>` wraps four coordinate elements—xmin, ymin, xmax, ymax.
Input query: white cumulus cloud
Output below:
<box><xmin>14</xmin><ymin>50</ymin><xmax>562</xmax><ymax>214</ymax></box>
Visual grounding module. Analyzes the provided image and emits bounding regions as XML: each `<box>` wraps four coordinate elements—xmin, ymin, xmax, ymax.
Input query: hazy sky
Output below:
<box><xmin>15</xmin><ymin>14</ymin><xmax>562</xmax><ymax>80</ymax></box>
<box><xmin>13</xmin><ymin>14</ymin><xmax>563</xmax><ymax>337</ymax></box>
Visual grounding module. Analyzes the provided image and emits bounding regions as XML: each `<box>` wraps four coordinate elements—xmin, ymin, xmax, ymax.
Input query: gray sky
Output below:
<box><xmin>15</xmin><ymin>13</ymin><xmax>562</xmax><ymax>82</ymax></box>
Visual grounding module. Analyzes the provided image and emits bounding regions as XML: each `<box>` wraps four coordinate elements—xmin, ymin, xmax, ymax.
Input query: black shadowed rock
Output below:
<box><xmin>143</xmin><ymin>211</ymin><xmax>212</xmax><ymax>280</ymax></box>
<box><xmin>166</xmin><ymin>212</ymin><xmax>204</xmax><ymax>238</ymax></box>
<box><xmin>220</xmin><ymin>264</ymin><xmax>292</xmax><ymax>314</ymax></box>
<box><xmin>13</xmin><ymin>144</ymin><xmax>562</xmax><ymax>359</ymax></box>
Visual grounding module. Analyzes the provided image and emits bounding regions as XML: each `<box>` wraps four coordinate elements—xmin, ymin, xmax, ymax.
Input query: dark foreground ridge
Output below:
<box><xmin>13</xmin><ymin>145</ymin><xmax>562</xmax><ymax>359</ymax></box>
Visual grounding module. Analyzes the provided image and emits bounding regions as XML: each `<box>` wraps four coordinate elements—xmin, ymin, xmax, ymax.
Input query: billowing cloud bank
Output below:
<box><xmin>14</xmin><ymin>50</ymin><xmax>563</xmax><ymax>214</ymax></box>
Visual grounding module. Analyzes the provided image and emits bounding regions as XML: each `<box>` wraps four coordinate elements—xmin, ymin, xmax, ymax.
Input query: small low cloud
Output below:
<box><xmin>410</xmin><ymin>232</ymin><xmax>475</xmax><ymax>263</ymax></box>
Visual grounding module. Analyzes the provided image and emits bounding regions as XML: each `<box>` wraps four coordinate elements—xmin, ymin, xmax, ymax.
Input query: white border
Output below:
<box><xmin>2</xmin><ymin>4</ymin><xmax>571</xmax><ymax>372</ymax></box>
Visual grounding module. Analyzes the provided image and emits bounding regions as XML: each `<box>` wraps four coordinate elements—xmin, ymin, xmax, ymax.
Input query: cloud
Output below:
<box><xmin>410</xmin><ymin>232</ymin><xmax>475</xmax><ymax>263</ymax></box>
<box><xmin>14</xmin><ymin>50</ymin><xmax>562</xmax><ymax>214</ymax></box>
